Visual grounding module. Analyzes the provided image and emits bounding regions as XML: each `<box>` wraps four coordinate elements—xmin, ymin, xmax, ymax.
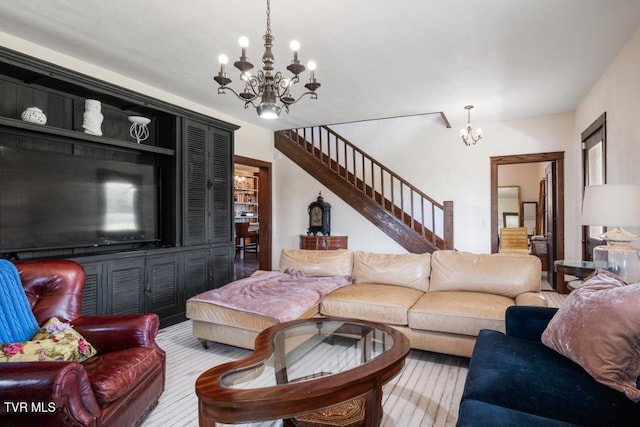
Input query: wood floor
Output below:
<box><xmin>234</xmin><ymin>254</ymin><xmax>259</xmax><ymax>280</ymax></box>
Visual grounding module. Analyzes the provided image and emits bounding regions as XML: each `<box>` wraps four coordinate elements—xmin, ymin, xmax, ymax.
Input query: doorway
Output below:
<box><xmin>234</xmin><ymin>155</ymin><xmax>272</xmax><ymax>277</ymax></box>
<box><xmin>490</xmin><ymin>152</ymin><xmax>565</xmax><ymax>290</ymax></box>
<box><xmin>581</xmin><ymin>113</ymin><xmax>607</xmax><ymax>260</ymax></box>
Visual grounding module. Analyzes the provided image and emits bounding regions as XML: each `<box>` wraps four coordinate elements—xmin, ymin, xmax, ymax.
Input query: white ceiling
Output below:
<box><xmin>1</xmin><ymin>0</ymin><xmax>639</xmax><ymax>131</ymax></box>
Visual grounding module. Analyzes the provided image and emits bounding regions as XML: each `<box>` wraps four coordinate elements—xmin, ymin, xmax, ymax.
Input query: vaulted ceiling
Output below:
<box><xmin>1</xmin><ymin>0</ymin><xmax>639</xmax><ymax>131</ymax></box>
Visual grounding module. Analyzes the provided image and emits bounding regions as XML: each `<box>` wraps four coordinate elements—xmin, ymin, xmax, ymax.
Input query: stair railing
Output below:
<box><xmin>279</xmin><ymin>126</ymin><xmax>453</xmax><ymax>250</ymax></box>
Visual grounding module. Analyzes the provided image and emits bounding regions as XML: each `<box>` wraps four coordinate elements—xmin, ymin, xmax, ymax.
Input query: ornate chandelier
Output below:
<box><xmin>460</xmin><ymin>105</ymin><xmax>482</xmax><ymax>146</ymax></box>
<box><xmin>213</xmin><ymin>0</ymin><xmax>321</xmax><ymax>120</ymax></box>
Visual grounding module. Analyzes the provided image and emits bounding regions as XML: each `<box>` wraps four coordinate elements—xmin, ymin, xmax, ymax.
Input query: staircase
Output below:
<box><xmin>275</xmin><ymin>126</ymin><xmax>454</xmax><ymax>253</ymax></box>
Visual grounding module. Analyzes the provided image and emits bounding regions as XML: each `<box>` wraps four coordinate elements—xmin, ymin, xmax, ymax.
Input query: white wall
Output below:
<box><xmin>5</xmin><ymin>25</ymin><xmax>640</xmax><ymax>266</ymax></box>
<box><xmin>498</xmin><ymin>163</ymin><xmax>546</xmax><ymax>204</ymax></box>
<box><xmin>569</xmin><ymin>27</ymin><xmax>640</xmax><ymax>259</ymax></box>
<box><xmin>276</xmin><ymin>25</ymin><xmax>640</xmax><ymax>261</ymax></box>
<box><xmin>275</xmin><ymin>112</ymin><xmax>573</xmax><ymax>255</ymax></box>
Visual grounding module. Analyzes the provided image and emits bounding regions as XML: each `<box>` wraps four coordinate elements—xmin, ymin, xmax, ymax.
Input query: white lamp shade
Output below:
<box><xmin>581</xmin><ymin>184</ymin><xmax>640</xmax><ymax>227</ymax></box>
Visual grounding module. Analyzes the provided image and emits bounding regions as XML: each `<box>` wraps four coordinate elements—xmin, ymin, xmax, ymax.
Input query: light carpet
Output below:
<box><xmin>142</xmin><ymin>292</ymin><xmax>565</xmax><ymax>427</ymax></box>
<box><xmin>142</xmin><ymin>321</ymin><xmax>468</xmax><ymax>427</ymax></box>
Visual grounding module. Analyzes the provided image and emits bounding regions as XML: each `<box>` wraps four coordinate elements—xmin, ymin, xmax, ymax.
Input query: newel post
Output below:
<box><xmin>443</xmin><ymin>201</ymin><xmax>454</xmax><ymax>250</ymax></box>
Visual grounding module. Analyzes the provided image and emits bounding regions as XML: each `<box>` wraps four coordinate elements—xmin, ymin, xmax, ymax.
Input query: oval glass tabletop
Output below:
<box><xmin>220</xmin><ymin>319</ymin><xmax>394</xmax><ymax>389</ymax></box>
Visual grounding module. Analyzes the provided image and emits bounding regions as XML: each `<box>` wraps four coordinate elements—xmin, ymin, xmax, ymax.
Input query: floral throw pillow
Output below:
<box><xmin>0</xmin><ymin>317</ymin><xmax>97</xmax><ymax>362</ymax></box>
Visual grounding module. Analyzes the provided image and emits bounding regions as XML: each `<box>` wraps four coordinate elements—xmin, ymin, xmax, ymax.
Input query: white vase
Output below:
<box><xmin>20</xmin><ymin>107</ymin><xmax>47</xmax><ymax>125</ymax></box>
<box><xmin>82</xmin><ymin>99</ymin><xmax>103</xmax><ymax>136</ymax></box>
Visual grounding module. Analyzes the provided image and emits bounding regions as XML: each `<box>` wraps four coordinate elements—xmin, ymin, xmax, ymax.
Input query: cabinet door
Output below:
<box><xmin>145</xmin><ymin>254</ymin><xmax>180</xmax><ymax>318</ymax></box>
<box><xmin>183</xmin><ymin>119</ymin><xmax>234</xmax><ymax>246</ymax></box>
<box><xmin>210</xmin><ymin>245</ymin><xmax>234</xmax><ymax>290</ymax></box>
<box><xmin>182</xmin><ymin>249</ymin><xmax>211</xmax><ymax>298</ymax></box>
<box><xmin>77</xmin><ymin>261</ymin><xmax>105</xmax><ymax>316</ymax></box>
<box><xmin>209</xmin><ymin>127</ymin><xmax>234</xmax><ymax>244</ymax></box>
<box><xmin>183</xmin><ymin>119</ymin><xmax>208</xmax><ymax>246</ymax></box>
<box><xmin>106</xmin><ymin>258</ymin><xmax>145</xmax><ymax>315</ymax></box>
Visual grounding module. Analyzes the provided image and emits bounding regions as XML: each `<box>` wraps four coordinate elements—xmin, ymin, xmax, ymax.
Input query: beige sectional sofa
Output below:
<box><xmin>186</xmin><ymin>249</ymin><xmax>547</xmax><ymax>357</ymax></box>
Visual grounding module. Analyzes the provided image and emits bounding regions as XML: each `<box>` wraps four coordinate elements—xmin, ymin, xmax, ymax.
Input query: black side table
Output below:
<box><xmin>553</xmin><ymin>260</ymin><xmax>609</xmax><ymax>293</ymax></box>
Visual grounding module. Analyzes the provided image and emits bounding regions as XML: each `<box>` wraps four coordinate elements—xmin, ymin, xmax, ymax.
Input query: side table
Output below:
<box><xmin>553</xmin><ymin>260</ymin><xmax>608</xmax><ymax>293</ymax></box>
<box><xmin>300</xmin><ymin>235</ymin><xmax>348</xmax><ymax>250</ymax></box>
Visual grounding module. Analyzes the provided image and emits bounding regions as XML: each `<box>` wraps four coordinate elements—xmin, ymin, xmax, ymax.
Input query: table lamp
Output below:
<box><xmin>581</xmin><ymin>184</ymin><xmax>640</xmax><ymax>283</ymax></box>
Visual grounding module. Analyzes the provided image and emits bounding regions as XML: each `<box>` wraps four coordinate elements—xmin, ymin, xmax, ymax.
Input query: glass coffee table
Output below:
<box><xmin>196</xmin><ymin>317</ymin><xmax>410</xmax><ymax>427</ymax></box>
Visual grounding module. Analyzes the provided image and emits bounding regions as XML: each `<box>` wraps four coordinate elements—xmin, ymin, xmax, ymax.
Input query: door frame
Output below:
<box><xmin>234</xmin><ymin>155</ymin><xmax>272</xmax><ymax>271</ymax></box>
<box><xmin>490</xmin><ymin>152</ymin><xmax>565</xmax><ymax>265</ymax></box>
<box><xmin>581</xmin><ymin>112</ymin><xmax>607</xmax><ymax>260</ymax></box>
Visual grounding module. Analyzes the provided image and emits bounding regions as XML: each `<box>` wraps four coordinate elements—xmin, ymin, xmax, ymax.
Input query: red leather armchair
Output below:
<box><xmin>0</xmin><ymin>260</ymin><xmax>166</xmax><ymax>426</ymax></box>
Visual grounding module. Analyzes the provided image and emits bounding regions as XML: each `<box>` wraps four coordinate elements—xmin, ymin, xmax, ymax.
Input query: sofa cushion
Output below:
<box><xmin>187</xmin><ymin>297</ymin><xmax>319</xmax><ymax>332</ymax></box>
<box><xmin>541</xmin><ymin>270</ymin><xmax>640</xmax><ymax>402</ymax></box>
<box><xmin>463</xmin><ymin>329</ymin><xmax>640</xmax><ymax>426</ymax></box>
<box><xmin>83</xmin><ymin>347</ymin><xmax>161</xmax><ymax>406</ymax></box>
<box><xmin>320</xmin><ymin>284</ymin><xmax>423</xmax><ymax>326</ymax></box>
<box><xmin>279</xmin><ymin>249</ymin><xmax>353</xmax><ymax>276</ymax></box>
<box><xmin>408</xmin><ymin>291</ymin><xmax>513</xmax><ymax>335</ymax></box>
<box><xmin>353</xmin><ymin>251</ymin><xmax>430</xmax><ymax>292</ymax></box>
<box><xmin>430</xmin><ymin>250</ymin><xmax>541</xmax><ymax>298</ymax></box>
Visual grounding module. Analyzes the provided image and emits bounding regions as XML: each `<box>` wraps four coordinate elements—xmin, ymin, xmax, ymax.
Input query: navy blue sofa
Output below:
<box><xmin>457</xmin><ymin>306</ymin><xmax>640</xmax><ymax>426</ymax></box>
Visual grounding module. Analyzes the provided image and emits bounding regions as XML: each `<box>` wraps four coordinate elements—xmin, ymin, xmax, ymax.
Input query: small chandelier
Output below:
<box><xmin>460</xmin><ymin>105</ymin><xmax>482</xmax><ymax>146</ymax></box>
<box><xmin>213</xmin><ymin>0</ymin><xmax>321</xmax><ymax>120</ymax></box>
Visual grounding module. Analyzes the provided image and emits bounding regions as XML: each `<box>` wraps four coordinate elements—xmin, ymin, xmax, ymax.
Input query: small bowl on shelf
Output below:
<box><xmin>128</xmin><ymin>116</ymin><xmax>151</xmax><ymax>126</ymax></box>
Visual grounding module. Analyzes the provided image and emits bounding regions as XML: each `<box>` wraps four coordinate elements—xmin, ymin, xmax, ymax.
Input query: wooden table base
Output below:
<box><xmin>292</xmin><ymin>396</ymin><xmax>366</xmax><ymax>427</ymax></box>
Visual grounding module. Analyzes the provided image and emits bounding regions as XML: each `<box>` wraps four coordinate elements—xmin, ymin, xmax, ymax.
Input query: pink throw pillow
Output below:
<box><xmin>542</xmin><ymin>269</ymin><xmax>640</xmax><ymax>402</ymax></box>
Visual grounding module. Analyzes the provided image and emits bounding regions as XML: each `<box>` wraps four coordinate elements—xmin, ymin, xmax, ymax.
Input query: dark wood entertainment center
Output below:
<box><xmin>0</xmin><ymin>47</ymin><xmax>239</xmax><ymax>327</ymax></box>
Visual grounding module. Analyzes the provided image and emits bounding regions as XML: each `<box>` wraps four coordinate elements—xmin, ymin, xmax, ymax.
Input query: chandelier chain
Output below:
<box><xmin>266</xmin><ymin>0</ymin><xmax>271</xmax><ymax>35</ymax></box>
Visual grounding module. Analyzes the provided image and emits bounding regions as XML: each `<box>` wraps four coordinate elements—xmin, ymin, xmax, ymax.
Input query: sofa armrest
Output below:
<box><xmin>72</xmin><ymin>313</ymin><xmax>161</xmax><ymax>354</ymax></box>
<box><xmin>0</xmin><ymin>361</ymin><xmax>100</xmax><ymax>425</ymax></box>
<box><xmin>514</xmin><ymin>291</ymin><xmax>548</xmax><ymax>306</ymax></box>
<box><xmin>505</xmin><ymin>305</ymin><xmax>558</xmax><ymax>341</ymax></box>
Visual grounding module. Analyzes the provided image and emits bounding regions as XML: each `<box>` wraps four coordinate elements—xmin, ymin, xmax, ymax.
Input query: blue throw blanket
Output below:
<box><xmin>0</xmin><ymin>260</ymin><xmax>39</xmax><ymax>344</ymax></box>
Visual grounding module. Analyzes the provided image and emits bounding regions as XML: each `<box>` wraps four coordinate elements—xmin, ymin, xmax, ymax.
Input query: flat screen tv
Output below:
<box><xmin>0</xmin><ymin>146</ymin><xmax>159</xmax><ymax>252</ymax></box>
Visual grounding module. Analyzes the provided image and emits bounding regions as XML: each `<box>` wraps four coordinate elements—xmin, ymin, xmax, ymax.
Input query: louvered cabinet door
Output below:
<box><xmin>209</xmin><ymin>127</ymin><xmax>233</xmax><ymax>244</ymax></box>
<box><xmin>106</xmin><ymin>257</ymin><xmax>145</xmax><ymax>315</ymax></box>
<box><xmin>182</xmin><ymin>249</ymin><xmax>210</xmax><ymax>298</ymax></box>
<box><xmin>145</xmin><ymin>253</ymin><xmax>180</xmax><ymax>318</ymax></box>
<box><xmin>78</xmin><ymin>261</ymin><xmax>105</xmax><ymax>316</ymax></box>
<box><xmin>210</xmin><ymin>245</ymin><xmax>234</xmax><ymax>290</ymax></box>
<box><xmin>183</xmin><ymin>118</ymin><xmax>234</xmax><ymax>246</ymax></box>
<box><xmin>183</xmin><ymin>119</ymin><xmax>208</xmax><ymax>246</ymax></box>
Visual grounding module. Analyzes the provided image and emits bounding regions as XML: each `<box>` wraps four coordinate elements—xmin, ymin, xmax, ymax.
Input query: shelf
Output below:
<box><xmin>0</xmin><ymin>116</ymin><xmax>175</xmax><ymax>156</ymax></box>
